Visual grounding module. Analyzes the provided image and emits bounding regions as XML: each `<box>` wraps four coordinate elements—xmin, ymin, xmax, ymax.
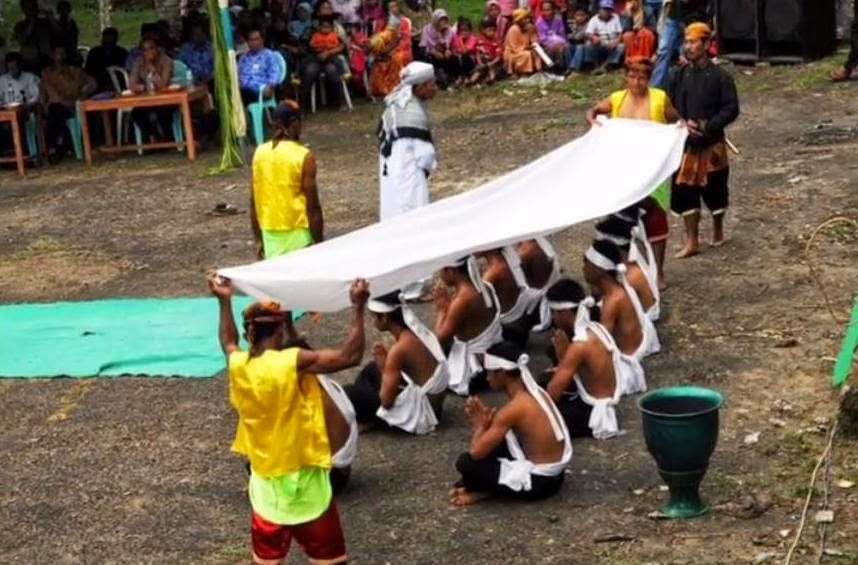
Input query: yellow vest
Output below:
<box><xmin>252</xmin><ymin>140</ymin><xmax>311</xmax><ymax>232</ymax></box>
<box><xmin>609</xmin><ymin>87</ymin><xmax>667</xmax><ymax>124</ymax></box>
<box><xmin>228</xmin><ymin>348</ymin><xmax>332</xmax><ymax>477</ymax></box>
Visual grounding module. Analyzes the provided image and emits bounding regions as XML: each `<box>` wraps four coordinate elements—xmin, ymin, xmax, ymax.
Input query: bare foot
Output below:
<box><xmin>710</xmin><ymin>238</ymin><xmax>726</xmax><ymax>248</ymax></box>
<box><xmin>674</xmin><ymin>244</ymin><xmax>699</xmax><ymax>259</ymax></box>
<box><xmin>450</xmin><ymin>489</ymin><xmax>490</xmax><ymax>507</ymax></box>
<box><xmin>448</xmin><ymin>486</ymin><xmax>466</xmax><ymax>503</ymax></box>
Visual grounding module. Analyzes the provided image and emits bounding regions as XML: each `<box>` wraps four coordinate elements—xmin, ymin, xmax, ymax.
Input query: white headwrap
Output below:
<box><xmin>368</xmin><ymin>293</ymin><xmax>444</xmax><ymax>360</ymax></box>
<box><xmin>545</xmin><ymin>295</ymin><xmax>596</xmax><ymax>343</ymax></box>
<box><xmin>450</xmin><ymin>256</ymin><xmax>493</xmax><ymax>308</ymax></box>
<box><xmin>384</xmin><ymin>62</ymin><xmax>436</xmax><ymax>109</ymax></box>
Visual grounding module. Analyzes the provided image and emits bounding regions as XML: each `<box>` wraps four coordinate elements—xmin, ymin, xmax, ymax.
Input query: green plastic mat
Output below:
<box><xmin>0</xmin><ymin>297</ymin><xmax>260</xmax><ymax>378</ymax></box>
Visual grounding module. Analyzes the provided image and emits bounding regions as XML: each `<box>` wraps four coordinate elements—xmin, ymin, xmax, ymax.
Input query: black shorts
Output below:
<box><xmin>671</xmin><ymin>168</ymin><xmax>730</xmax><ymax>217</ymax></box>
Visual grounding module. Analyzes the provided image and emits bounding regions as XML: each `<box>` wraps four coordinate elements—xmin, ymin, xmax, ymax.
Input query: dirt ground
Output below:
<box><xmin>2</xmin><ymin>62</ymin><xmax>858</xmax><ymax>564</ymax></box>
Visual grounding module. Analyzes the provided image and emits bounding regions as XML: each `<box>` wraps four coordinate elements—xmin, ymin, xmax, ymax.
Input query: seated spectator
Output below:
<box><xmin>299</xmin><ymin>13</ymin><xmax>346</xmax><ymax>110</ymax></box>
<box><xmin>0</xmin><ymin>51</ymin><xmax>40</xmax><ymax>106</ymax></box>
<box><xmin>503</xmin><ymin>9</ymin><xmax>542</xmax><ymax>78</ymax></box>
<box><xmin>368</xmin><ymin>14</ymin><xmax>406</xmax><ymax>97</ymax></box>
<box><xmin>155</xmin><ymin>19</ymin><xmax>179</xmax><ymax>57</ymax></box>
<box><xmin>331</xmin><ymin>0</ymin><xmax>361</xmax><ymax>23</ymax></box>
<box><xmin>85</xmin><ymin>27</ymin><xmax>129</xmax><ymax>93</ymax></box>
<box><xmin>466</xmin><ymin>17</ymin><xmax>503</xmax><ymax>86</ymax></box>
<box><xmin>620</xmin><ymin>0</ymin><xmax>656</xmax><ymax>63</ymax></box>
<box><xmin>536</xmin><ymin>0</ymin><xmax>568</xmax><ymax>70</ymax></box>
<box><xmin>238</xmin><ymin>27</ymin><xmax>282</xmax><ymax>105</ymax></box>
<box><xmin>419</xmin><ymin>9</ymin><xmax>457</xmax><ymax>88</ymax></box>
<box><xmin>358</xmin><ymin>0</ymin><xmax>386</xmax><ymax>35</ymax></box>
<box><xmin>344</xmin><ymin>15</ymin><xmax>369</xmax><ymax>87</ymax></box>
<box><xmin>566</xmin><ymin>7</ymin><xmax>589</xmax><ymax>73</ymax></box>
<box><xmin>128</xmin><ymin>38</ymin><xmax>175</xmax><ymax>142</ymax></box>
<box><xmin>529</xmin><ymin>0</ymin><xmax>567</xmax><ymax>23</ymax></box>
<box><xmin>41</xmin><ymin>44</ymin><xmax>96</xmax><ymax>162</ymax></box>
<box><xmin>387</xmin><ymin>0</ymin><xmax>413</xmax><ymax>64</ymax></box>
<box><xmin>309</xmin><ymin>16</ymin><xmax>350</xmax><ymax>79</ymax></box>
<box><xmin>584</xmin><ymin>0</ymin><xmax>624</xmax><ymax>72</ymax></box>
<box><xmin>288</xmin><ymin>2</ymin><xmax>314</xmax><ymax>44</ymax></box>
<box><xmin>452</xmin><ymin>18</ymin><xmax>477</xmax><ymax>86</ymax></box>
<box><xmin>178</xmin><ymin>21</ymin><xmax>215</xmax><ymax>87</ymax></box>
<box><xmin>485</xmin><ymin>0</ymin><xmax>508</xmax><ymax>43</ymax></box>
<box><xmin>13</xmin><ymin>0</ymin><xmax>59</xmax><ymax>72</ymax></box>
<box><xmin>126</xmin><ymin>23</ymin><xmax>161</xmax><ymax>70</ymax></box>
<box><xmin>56</xmin><ymin>0</ymin><xmax>80</xmax><ymax>65</ymax></box>
<box><xmin>0</xmin><ymin>35</ymin><xmax>7</xmax><ymax>76</ymax></box>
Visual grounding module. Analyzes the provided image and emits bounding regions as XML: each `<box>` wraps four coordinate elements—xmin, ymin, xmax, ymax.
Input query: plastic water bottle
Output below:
<box><xmin>5</xmin><ymin>83</ymin><xmax>14</xmax><ymax>106</ymax></box>
<box><xmin>186</xmin><ymin>68</ymin><xmax>193</xmax><ymax>87</ymax></box>
<box><xmin>145</xmin><ymin>71</ymin><xmax>155</xmax><ymax>94</ymax></box>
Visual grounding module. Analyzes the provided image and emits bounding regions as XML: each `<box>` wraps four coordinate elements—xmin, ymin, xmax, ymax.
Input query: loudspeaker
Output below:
<box><xmin>717</xmin><ymin>0</ymin><xmax>836</xmax><ymax>63</ymax></box>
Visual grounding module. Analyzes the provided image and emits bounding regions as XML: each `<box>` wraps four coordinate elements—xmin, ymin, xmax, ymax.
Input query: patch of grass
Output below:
<box><xmin>1</xmin><ymin>1</ymin><xmax>157</xmax><ymax>49</ymax></box>
<box><xmin>793</xmin><ymin>56</ymin><xmax>840</xmax><ymax>90</ymax></box>
<box><xmin>20</xmin><ymin>235</ymin><xmax>65</xmax><ymax>257</ymax></box>
<box><xmin>437</xmin><ymin>0</ymin><xmax>487</xmax><ymax>25</ymax></box>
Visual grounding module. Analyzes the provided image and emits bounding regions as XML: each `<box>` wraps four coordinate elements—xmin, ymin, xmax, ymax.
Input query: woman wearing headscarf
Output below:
<box><xmin>503</xmin><ymin>9</ymin><xmax>542</xmax><ymax>78</ymax></box>
<box><xmin>369</xmin><ymin>10</ymin><xmax>408</xmax><ymax>97</ymax></box>
<box><xmin>485</xmin><ymin>0</ymin><xmax>508</xmax><ymax>42</ymax></box>
<box><xmin>419</xmin><ymin>8</ymin><xmax>458</xmax><ymax>88</ymax></box>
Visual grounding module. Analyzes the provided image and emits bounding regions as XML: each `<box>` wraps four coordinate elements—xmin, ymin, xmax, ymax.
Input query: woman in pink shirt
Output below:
<box><xmin>452</xmin><ymin>17</ymin><xmax>478</xmax><ymax>85</ymax></box>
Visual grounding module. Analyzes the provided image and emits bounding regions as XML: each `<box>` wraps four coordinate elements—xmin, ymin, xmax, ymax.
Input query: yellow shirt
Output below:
<box><xmin>252</xmin><ymin>139</ymin><xmax>311</xmax><ymax>232</ymax></box>
<box><xmin>228</xmin><ymin>348</ymin><xmax>332</xmax><ymax>477</ymax></box>
<box><xmin>609</xmin><ymin>87</ymin><xmax>667</xmax><ymax>124</ymax></box>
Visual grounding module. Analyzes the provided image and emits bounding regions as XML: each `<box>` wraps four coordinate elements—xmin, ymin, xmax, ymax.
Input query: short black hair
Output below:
<box><xmin>372</xmin><ymin>290</ymin><xmax>405</xmax><ymax>326</ymax></box>
<box><xmin>246</xmin><ymin>25</ymin><xmax>265</xmax><ymax>37</ymax></box>
<box><xmin>57</xmin><ymin>0</ymin><xmax>71</xmax><ymax>11</ymax></box>
<box><xmin>595</xmin><ymin>216</ymin><xmax>632</xmax><ymax>252</ymax></box>
<box><xmin>5</xmin><ymin>51</ymin><xmax>22</xmax><ymax>64</ymax></box>
<box><xmin>457</xmin><ymin>16</ymin><xmax>472</xmax><ymax>30</ymax></box>
<box><xmin>590</xmin><ymin>239</ymin><xmax>623</xmax><ymax>273</ymax></box>
<box><xmin>486</xmin><ymin>340</ymin><xmax>524</xmax><ymax>376</ymax></box>
<box><xmin>480</xmin><ymin>16</ymin><xmax>497</xmax><ymax>29</ymax></box>
<box><xmin>546</xmin><ymin>277</ymin><xmax>585</xmax><ymax>304</ymax></box>
<box><xmin>102</xmin><ymin>26</ymin><xmax>119</xmax><ymax>39</ymax></box>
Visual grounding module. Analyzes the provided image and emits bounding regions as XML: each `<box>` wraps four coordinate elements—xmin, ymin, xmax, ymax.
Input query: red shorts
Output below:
<box><xmin>251</xmin><ymin>502</ymin><xmax>347</xmax><ymax>563</ymax></box>
<box><xmin>642</xmin><ymin>198</ymin><xmax>669</xmax><ymax>243</ymax></box>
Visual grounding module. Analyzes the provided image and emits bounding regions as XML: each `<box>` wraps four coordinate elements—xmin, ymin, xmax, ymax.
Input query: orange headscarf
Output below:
<box><xmin>512</xmin><ymin>8</ymin><xmax>530</xmax><ymax>25</ymax></box>
<box><xmin>685</xmin><ymin>22</ymin><xmax>712</xmax><ymax>41</ymax></box>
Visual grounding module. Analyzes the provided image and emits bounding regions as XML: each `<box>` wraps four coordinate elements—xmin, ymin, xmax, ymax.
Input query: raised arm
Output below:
<box><xmin>302</xmin><ymin>151</ymin><xmax>324</xmax><ymax>243</ymax></box>
<box><xmin>297</xmin><ymin>279</ymin><xmax>369</xmax><ymax>373</ymax></box>
<box><xmin>207</xmin><ymin>273</ymin><xmax>239</xmax><ymax>357</ymax></box>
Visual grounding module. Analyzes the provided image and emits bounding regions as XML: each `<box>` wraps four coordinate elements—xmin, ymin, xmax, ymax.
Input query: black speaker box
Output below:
<box><xmin>717</xmin><ymin>0</ymin><xmax>836</xmax><ymax>63</ymax></box>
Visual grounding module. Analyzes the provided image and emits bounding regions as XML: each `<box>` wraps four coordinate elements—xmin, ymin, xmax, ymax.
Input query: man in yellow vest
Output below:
<box><xmin>250</xmin><ymin>101</ymin><xmax>324</xmax><ymax>261</ymax></box>
<box><xmin>208</xmin><ymin>273</ymin><xmax>369</xmax><ymax>565</ymax></box>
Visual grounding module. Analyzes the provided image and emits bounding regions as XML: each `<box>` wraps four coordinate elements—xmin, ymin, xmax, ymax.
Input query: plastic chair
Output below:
<box><xmin>24</xmin><ymin>114</ymin><xmax>39</xmax><ymax>157</ymax></box>
<box><xmin>132</xmin><ymin>61</ymin><xmax>190</xmax><ymax>154</ymax></box>
<box><xmin>310</xmin><ymin>70</ymin><xmax>353</xmax><ymax>113</ymax></box>
<box><xmin>77</xmin><ymin>46</ymin><xmax>91</xmax><ymax>63</ymax></box>
<box><xmin>246</xmin><ymin>50</ymin><xmax>287</xmax><ymax>146</ymax></box>
<box><xmin>106</xmin><ymin>65</ymin><xmax>132</xmax><ymax>144</ymax></box>
<box><xmin>65</xmin><ymin>103</ymin><xmax>83</xmax><ymax>160</ymax></box>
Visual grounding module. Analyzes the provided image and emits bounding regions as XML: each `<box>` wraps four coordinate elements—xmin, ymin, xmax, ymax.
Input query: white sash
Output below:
<box><xmin>317</xmin><ymin>375</ymin><xmax>359</xmax><ymax>468</ymax></box>
<box><xmin>498</xmin><ymin>246</ymin><xmax>543</xmax><ymax>325</ymax></box>
<box><xmin>447</xmin><ymin>284</ymin><xmax>503</xmax><ymax>396</ymax></box>
<box><xmin>530</xmin><ymin>237</ymin><xmax>563</xmax><ymax>332</ymax></box>
<box><xmin>629</xmin><ymin>220</ymin><xmax>660</xmax><ymax>322</ymax></box>
<box><xmin>616</xmin><ymin>264</ymin><xmax>661</xmax><ymax>360</ymax></box>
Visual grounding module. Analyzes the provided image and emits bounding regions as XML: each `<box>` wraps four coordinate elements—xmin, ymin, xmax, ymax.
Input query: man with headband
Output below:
<box><xmin>667</xmin><ymin>21</ymin><xmax>739</xmax><ymax>259</ymax></box>
<box><xmin>378</xmin><ymin>60</ymin><xmax>439</xmax><ymax>300</ymax></box>
<box><xmin>544</xmin><ymin>278</ymin><xmax>637</xmax><ymax>438</ymax></box>
<box><xmin>595</xmin><ymin>214</ymin><xmax>659</xmax><ymax>322</ymax></box>
<box><xmin>517</xmin><ymin>237</ymin><xmax>564</xmax><ymax>332</ymax></box>
<box><xmin>478</xmin><ymin>247</ymin><xmax>541</xmax><ymax>347</ymax></box>
<box><xmin>344</xmin><ymin>290</ymin><xmax>449</xmax><ymax>434</ymax></box>
<box><xmin>449</xmin><ymin>341</ymin><xmax>571</xmax><ymax>506</ymax></box>
<box><xmin>250</xmin><ymin>101</ymin><xmax>324</xmax><ymax>261</ymax></box>
<box><xmin>434</xmin><ymin>256</ymin><xmax>503</xmax><ymax>395</ymax></box>
<box><xmin>207</xmin><ymin>274</ymin><xmax>369</xmax><ymax>565</ymax></box>
<box><xmin>583</xmin><ymin>239</ymin><xmax>659</xmax><ymax>383</ymax></box>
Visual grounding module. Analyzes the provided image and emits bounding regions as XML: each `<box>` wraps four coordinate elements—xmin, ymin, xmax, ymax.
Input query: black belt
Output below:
<box><xmin>378</xmin><ymin>126</ymin><xmax>434</xmax><ymax>159</ymax></box>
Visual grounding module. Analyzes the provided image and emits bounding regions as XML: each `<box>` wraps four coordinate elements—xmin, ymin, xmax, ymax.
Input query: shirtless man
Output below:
<box><xmin>544</xmin><ymin>278</ymin><xmax>624</xmax><ymax>439</ymax></box>
<box><xmin>594</xmin><ymin>215</ymin><xmax>657</xmax><ymax>320</ymax></box>
<box><xmin>344</xmin><ymin>291</ymin><xmax>448</xmax><ymax>434</ymax></box>
<box><xmin>434</xmin><ymin>256</ymin><xmax>503</xmax><ymax>395</ymax></box>
<box><xmin>449</xmin><ymin>341</ymin><xmax>571</xmax><ymax>506</ymax></box>
<box><xmin>517</xmin><ymin>237</ymin><xmax>563</xmax><ymax>331</ymax></box>
<box><xmin>583</xmin><ymin>239</ymin><xmax>660</xmax><ymax>367</ymax></box>
<box><xmin>479</xmin><ymin>247</ymin><xmax>535</xmax><ymax>347</ymax></box>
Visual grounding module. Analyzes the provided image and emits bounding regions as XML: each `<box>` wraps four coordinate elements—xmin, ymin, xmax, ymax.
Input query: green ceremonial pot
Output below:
<box><xmin>638</xmin><ymin>386</ymin><xmax>724</xmax><ymax>518</ymax></box>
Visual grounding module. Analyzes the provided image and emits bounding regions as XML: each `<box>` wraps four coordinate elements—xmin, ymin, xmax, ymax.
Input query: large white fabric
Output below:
<box><xmin>316</xmin><ymin>375</ymin><xmax>359</xmax><ymax>468</ymax></box>
<box><xmin>219</xmin><ymin>120</ymin><xmax>687</xmax><ymax>312</ymax></box>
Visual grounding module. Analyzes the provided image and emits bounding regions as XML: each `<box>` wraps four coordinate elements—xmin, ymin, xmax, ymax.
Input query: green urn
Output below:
<box><xmin>638</xmin><ymin>386</ymin><xmax>724</xmax><ymax>518</ymax></box>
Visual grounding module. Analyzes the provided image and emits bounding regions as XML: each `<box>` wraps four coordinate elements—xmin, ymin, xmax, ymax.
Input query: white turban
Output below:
<box><xmin>385</xmin><ymin>62</ymin><xmax>436</xmax><ymax>108</ymax></box>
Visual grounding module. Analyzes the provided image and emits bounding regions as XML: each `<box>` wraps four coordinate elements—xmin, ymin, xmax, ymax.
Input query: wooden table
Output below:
<box><xmin>0</xmin><ymin>106</ymin><xmax>29</xmax><ymax>176</ymax></box>
<box><xmin>78</xmin><ymin>87</ymin><xmax>211</xmax><ymax>166</ymax></box>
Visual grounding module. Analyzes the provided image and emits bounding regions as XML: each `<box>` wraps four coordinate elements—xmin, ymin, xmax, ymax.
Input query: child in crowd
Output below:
<box><xmin>566</xmin><ymin>7</ymin><xmax>589</xmax><ymax>73</ymax></box>
<box><xmin>485</xmin><ymin>1</ymin><xmax>508</xmax><ymax>43</ymax></box>
<box><xmin>310</xmin><ymin>16</ymin><xmax>351</xmax><ymax>80</ymax></box>
<box><xmin>344</xmin><ymin>15</ymin><xmax>369</xmax><ymax>87</ymax></box>
<box><xmin>452</xmin><ymin>17</ymin><xmax>477</xmax><ymax>86</ymax></box>
<box><xmin>467</xmin><ymin>17</ymin><xmax>503</xmax><ymax>85</ymax></box>
<box><xmin>289</xmin><ymin>2</ymin><xmax>314</xmax><ymax>43</ymax></box>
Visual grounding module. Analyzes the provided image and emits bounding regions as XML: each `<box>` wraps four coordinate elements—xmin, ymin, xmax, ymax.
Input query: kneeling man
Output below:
<box><xmin>345</xmin><ymin>291</ymin><xmax>448</xmax><ymax>434</ymax></box>
<box><xmin>449</xmin><ymin>341</ymin><xmax>572</xmax><ymax>506</ymax></box>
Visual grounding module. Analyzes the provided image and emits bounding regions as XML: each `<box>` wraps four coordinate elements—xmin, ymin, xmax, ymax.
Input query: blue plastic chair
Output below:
<box><xmin>24</xmin><ymin>110</ymin><xmax>82</xmax><ymax>160</ymax></box>
<box><xmin>133</xmin><ymin>60</ymin><xmax>190</xmax><ymax>154</ymax></box>
<box><xmin>246</xmin><ymin>50</ymin><xmax>287</xmax><ymax>146</ymax></box>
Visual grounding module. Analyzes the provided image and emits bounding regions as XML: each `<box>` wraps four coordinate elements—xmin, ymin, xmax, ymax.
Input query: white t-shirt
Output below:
<box><xmin>0</xmin><ymin>72</ymin><xmax>41</xmax><ymax>105</ymax></box>
<box><xmin>585</xmin><ymin>14</ymin><xmax>623</xmax><ymax>43</ymax></box>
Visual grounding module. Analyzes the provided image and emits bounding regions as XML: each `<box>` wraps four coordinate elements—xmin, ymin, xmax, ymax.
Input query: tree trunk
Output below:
<box><xmin>100</xmin><ymin>0</ymin><xmax>113</xmax><ymax>30</ymax></box>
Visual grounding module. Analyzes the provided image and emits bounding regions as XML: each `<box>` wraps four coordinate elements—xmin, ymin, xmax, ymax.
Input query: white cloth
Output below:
<box><xmin>0</xmin><ymin>72</ymin><xmax>40</xmax><ymax>105</ymax></box>
<box><xmin>629</xmin><ymin>221</ymin><xmax>660</xmax><ymax>322</ymax></box>
<box><xmin>379</xmin><ymin>138</ymin><xmax>437</xmax><ymax>220</ymax></box>
<box><xmin>219</xmin><ymin>120</ymin><xmax>688</xmax><ymax>312</ymax></box>
<box><xmin>497</xmin><ymin>246</ymin><xmax>542</xmax><ymax>325</ymax></box>
<box><xmin>447</xmin><ymin>284</ymin><xmax>503</xmax><ymax>395</ymax></box>
<box><xmin>316</xmin><ymin>375</ymin><xmax>359</xmax><ymax>468</ymax></box>
<box><xmin>572</xmin><ymin>322</ymin><xmax>624</xmax><ymax>439</ymax></box>
<box><xmin>486</xmin><ymin>354</ymin><xmax>572</xmax><ymax>492</ymax></box>
<box><xmin>530</xmin><ymin>237</ymin><xmax>563</xmax><ymax>332</ymax></box>
<box><xmin>616</xmin><ymin>263</ymin><xmax>660</xmax><ymax>362</ymax></box>
<box><xmin>384</xmin><ymin>61</ymin><xmax>435</xmax><ymax>109</ymax></box>
<box><xmin>376</xmin><ymin>303</ymin><xmax>450</xmax><ymax>434</ymax></box>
